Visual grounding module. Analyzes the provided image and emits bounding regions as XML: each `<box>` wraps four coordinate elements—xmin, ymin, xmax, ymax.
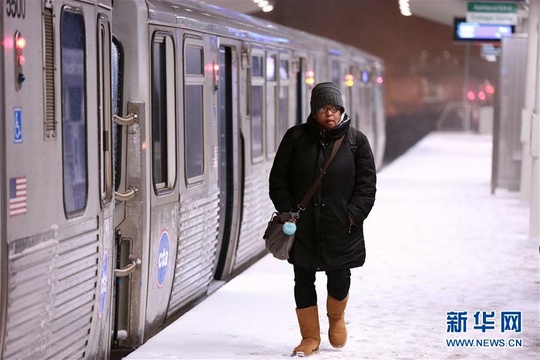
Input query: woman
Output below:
<box><xmin>269</xmin><ymin>82</ymin><xmax>377</xmax><ymax>356</ymax></box>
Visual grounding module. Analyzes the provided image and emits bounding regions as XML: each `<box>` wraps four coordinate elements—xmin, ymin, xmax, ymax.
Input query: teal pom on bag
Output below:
<box><xmin>282</xmin><ymin>221</ymin><xmax>296</xmax><ymax>235</ymax></box>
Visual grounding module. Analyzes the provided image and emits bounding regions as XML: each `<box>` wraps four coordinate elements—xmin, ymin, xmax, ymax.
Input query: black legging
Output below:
<box><xmin>293</xmin><ymin>265</ymin><xmax>351</xmax><ymax>309</ymax></box>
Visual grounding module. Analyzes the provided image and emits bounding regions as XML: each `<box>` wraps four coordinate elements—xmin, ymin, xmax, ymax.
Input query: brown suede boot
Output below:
<box><xmin>327</xmin><ymin>294</ymin><xmax>349</xmax><ymax>348</ymax></box>
<box><xmin>292</xmin><ymin>306</ymin><xmax>320</xmax><ymax>356</ymax></box>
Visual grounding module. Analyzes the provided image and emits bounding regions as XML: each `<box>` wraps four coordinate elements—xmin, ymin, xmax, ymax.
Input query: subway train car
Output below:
<box><xmin>0</xmin><ymin>0</ymin><xmax>385</xmax><ymax>358</ymax></box>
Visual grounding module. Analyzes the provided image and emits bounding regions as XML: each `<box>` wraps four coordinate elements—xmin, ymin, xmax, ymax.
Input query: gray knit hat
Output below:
<box><xmin>310</xmin><ymin>82</ymin><xmax>344</xmax><ymax>116</ymax></box>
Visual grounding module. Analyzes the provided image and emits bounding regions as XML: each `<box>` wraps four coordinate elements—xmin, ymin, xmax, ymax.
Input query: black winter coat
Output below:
<box><xmin>269</xmin><ymin>115</ymin><xmax>376</xmax><ymax>271</ymax></box>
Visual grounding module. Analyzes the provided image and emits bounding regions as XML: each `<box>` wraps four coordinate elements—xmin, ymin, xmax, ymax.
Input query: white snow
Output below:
<box><xmin>125</xmin><ymin>132</ymin><xmax>539</xmax><ymax>360</ymax></box>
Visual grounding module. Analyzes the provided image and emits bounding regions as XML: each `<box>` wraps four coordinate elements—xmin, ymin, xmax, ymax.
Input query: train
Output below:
<box><xmin>0</xmin><ymin>0</ymin><xmax>385</xmax><ymax>358</ymax></box>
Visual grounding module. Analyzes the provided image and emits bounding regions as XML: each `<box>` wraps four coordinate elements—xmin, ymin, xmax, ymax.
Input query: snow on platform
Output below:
<box><xmin>125</xmin><ymin>132</ymin><xmax>538</xmax><ymax>360</ymax></box>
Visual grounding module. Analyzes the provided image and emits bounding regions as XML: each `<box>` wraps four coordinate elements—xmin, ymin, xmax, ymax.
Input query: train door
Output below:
<box><xmin>266</xmin><ymin>49</ymin><xmax>278</xmax><ymax>157</ymax></box>
<box><xmin>300</xmin><ymin>55</ymin><xmax>318</xmax><ymax>122</ymax></box>
<box><xmin>213</xmin><ymin>42</ymin><xmax>243</xmax><ymax>281</ymax></box>
<box><xmin>1</xmin><ymin>1</ymin><xmax>115</xmax><ymax>359</ymax></box>
<box><xmin>357</xmin><ymin>66</ymin><xmax>376</xmax><ymax>145</ymax></box>
<box><xmin>229</xmin><ymin>46</ymin><xmax>270</xmax><ymax>272</ymax></box>
<box><xmin>345</xmin><ymin>64</ymin><xmax>354</xmax><ymax>117</ymax></box>
<box><xmin>277</xmin><ymin>52</ymin><xmax>293</xmax><ymax>137</ymax></box>
<box><xmin>308</xmin><ymin>54</ymin><xmax>324</xmax><ymax>112</ymax></box>
<box><xmin>166</xmin><ymin>33</ymin><xmax>223</xmax><ymax>317</ymax></box>
<box><xmin>92</xmin><ymin>10</ymin><xmax>116</xmax><ymax>357</ymax></box>
<box><xmin>294</xmin><ymin>56</ymin><xmax>308</xmax><ymax>124</ymax></box>
<box><xmin>141</xmin><ymin>28</ymin><xmax>179</xmax><ymax>341</ymax></box>
<box><xmin>350</xmin><ymin>63</ymin><xmax>361</xmax><ymax>130</ymax></box>
<box><xmin>372</xmin><ymin>65</ymin><xmax>386</xmax><ymax>169</ymax></box>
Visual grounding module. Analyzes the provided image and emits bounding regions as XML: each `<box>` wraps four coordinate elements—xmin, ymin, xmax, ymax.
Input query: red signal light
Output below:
<box><xmin>478</xmin><ymin>91</ymin><xmax>486</xmax><ymax>101</ymax></box>
<box><xmin>14</xmin><ymin>31</ymin><xmax>26</xmax><ymax>89</ymax></box>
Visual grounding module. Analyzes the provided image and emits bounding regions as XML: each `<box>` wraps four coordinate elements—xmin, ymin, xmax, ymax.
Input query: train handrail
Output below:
<box><xmin>114</xmin><ymin>255</ymin><xmax>142</xmax><ymax>277</ymax></box>
<box><xmin>115</xmin><ymin>185</ymin><xmax>138</xmax><ymax>202</ymax></box>
<box><xmin>436</xmin><ymin>101</ymin><xmax>478</xmax><ymax>131</ymax></box>
<box><xmin>113</xmin><ymin>113</ymin><xmax>138</xmax><ymax>126</ymax></box>
<box><xmin>436</xmin><ymin>101</ymin><xmax>463</xmax><ymax>131</ymax></box>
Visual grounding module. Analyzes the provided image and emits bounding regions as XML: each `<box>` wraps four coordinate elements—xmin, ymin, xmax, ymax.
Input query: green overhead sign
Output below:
<box><xmin>467</xmin><ymin>2</ymin><xmax>518</xmax><ymax>25</ymax></box>
<box><xmin>468</xmin><ymin>2</ymin><xmax>518</xmax><ymax>13</ymax></box>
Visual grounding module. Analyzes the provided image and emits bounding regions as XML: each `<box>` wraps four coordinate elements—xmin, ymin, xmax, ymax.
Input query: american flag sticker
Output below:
<box><xmin>9</xmin><ymin>176</ymin><xmax>27</xmax><ymax>216</ymax></box>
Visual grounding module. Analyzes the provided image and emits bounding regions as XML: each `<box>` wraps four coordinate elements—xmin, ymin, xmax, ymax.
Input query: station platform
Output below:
<box><xmin>124</xmin><ymin>131</ymin><xmax>539</xmax><ymax>360</ymax></box>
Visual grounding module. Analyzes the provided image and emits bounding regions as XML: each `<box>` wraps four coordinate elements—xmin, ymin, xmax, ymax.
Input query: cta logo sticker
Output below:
<box><xmin>98</xmin><ymin>249</ymin><xmax>108</xmax><ymax>319</ymax></box>
<box><xmin>157</xmin><ymin>230</ymin><xmax>169</xmax><ymax>288</ymax></box>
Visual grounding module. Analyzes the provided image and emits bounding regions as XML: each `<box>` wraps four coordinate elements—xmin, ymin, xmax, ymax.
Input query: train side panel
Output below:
<box><xmin>0</xmin><ymin>1</ymin><xmax>115</xmax><ymax>358</ymax></box>
<box><xmin>0</xmin><ymin>1</ymin><xmax>6</xmax><ymax>355</ymax></box>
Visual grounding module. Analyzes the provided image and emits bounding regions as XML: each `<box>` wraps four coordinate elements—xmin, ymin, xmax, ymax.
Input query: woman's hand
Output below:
<box><xmin>348</xmin><ymin>216</ymin><xmax>356</xmax><ymax>233</ymax></box>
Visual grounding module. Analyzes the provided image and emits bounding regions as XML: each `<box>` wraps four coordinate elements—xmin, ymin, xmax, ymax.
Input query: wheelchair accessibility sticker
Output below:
<box><xmin>14</xmin><ymin>108</ymin><xmax>22</xmax><ymax>143</ymax></box>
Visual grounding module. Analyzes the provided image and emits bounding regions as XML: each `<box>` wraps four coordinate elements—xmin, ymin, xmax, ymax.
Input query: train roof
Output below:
<box><xmin>144</xmin><ymin>0</ymin><xmax>383</xmax><ymax>66</ymax></box>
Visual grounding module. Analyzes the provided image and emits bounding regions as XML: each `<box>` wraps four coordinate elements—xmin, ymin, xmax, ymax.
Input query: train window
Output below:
<box><xmin>278</xmin><ymin>88</ymin><xmax>289</xmax><ymax>139</ymax></box>
<box><xmin>184</xmin><ymin>43</ymin><xmax>204</xmax><ymax>181</ymax></box>
<box><xmin>266</xmin><ymin>54</ymin><xmax>276</xmax><ymax>81</ymax></box>
<box><xmin>151</xmin><ymin>33</ymin><xmax>177</xmax><ymax>192</ymax></box>
<box><xmin>252</xmin><ymin>55</ymin><xmax>263</xmax><ymax>77</ymax></box>
<box><xmin>60</xmin><ymin>8</ymin><xmax>88</xmax><ymax>217</ymax></box>
<box><xmin>98</xmin><ymin>16</ymin><xmax>113</xmax><ymax>205</ymax></box>
<box><xmin>112</xmin><ymin>37</ymin><xmax>123</xmax><ymax>192</ymax></box>
<box><xmin>266</xmin><ymin>53</ymin><xmax>277</xmax><ymax>155</ymax></box>
<box><xmin>251</xmin><ymin>86</ymin><xmax>263</xmax><ymax>159</ymax></box>
<box><xmin>186</xmin><ymin>46</ymin><xmax>203</xmax><ymax>75</ymax></box>
<box><xmin>251</xmin><ymin>53</ymin><xmax>264</xmax><ymax>160</ymax></box>
<box><xmin>279</xmin><ymin>60</ymin><xmax>289</xmax><ymax>80</ymax></box>
<box><xmin>185</xmin><ymin>85</ymin><xmax>204</xmax><ymax>179</ymax></box>
<box><xmin>331</xmin><ymin>59</ymin><xmax>340</xmax><ymax>85</ymax></box>
<box><xmin>278</xmin><ymin>57</ymin><xmax>290</xmax><ymax>139</ymax></box>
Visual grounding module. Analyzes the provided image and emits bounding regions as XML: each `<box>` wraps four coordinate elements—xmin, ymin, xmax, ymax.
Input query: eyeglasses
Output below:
<box><xmin>317</xmin><ymin>105</ymin><xmax>340</xmax><ymax>114</ymax></box>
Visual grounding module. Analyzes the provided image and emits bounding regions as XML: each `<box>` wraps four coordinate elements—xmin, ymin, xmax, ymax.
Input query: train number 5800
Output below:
<box><xmin>6</xmin><ymin>0</ymin><xmax>26</xmax><ymax>19</ymax></box>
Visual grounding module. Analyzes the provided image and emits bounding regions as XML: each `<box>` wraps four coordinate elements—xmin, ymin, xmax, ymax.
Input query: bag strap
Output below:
<box><xmin>297</xmin><ymin>135</ymin><xmax>344</xmax><ymax>212</ymax></box>
<box><xmin>348</xmin><ymin>127</ymin><xmax>357</xmax><ymax>154</ymax></box>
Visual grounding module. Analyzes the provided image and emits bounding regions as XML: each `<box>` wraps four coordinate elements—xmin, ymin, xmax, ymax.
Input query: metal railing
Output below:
<box><xmin>436</xmin><ymin>101</ymin><xmax>473</xmax><ymax>131</ymax></box>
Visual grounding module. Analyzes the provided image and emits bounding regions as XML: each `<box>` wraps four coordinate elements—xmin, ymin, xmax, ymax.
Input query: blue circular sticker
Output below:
<box><xmin>157</xmin><ymin>230</ymin><xmax>169</xmax><ymax>288</ymax></box>
<box><xmin>98</xmin><ymin>249</ymin><xmax>108</xmax><ymax>319</ymax></box>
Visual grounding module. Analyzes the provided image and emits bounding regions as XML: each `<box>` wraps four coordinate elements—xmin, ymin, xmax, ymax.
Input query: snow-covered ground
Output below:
<box><xmin>125</xmin><ymin>132</ymin><xmax>539</xmax><ymax>360</ymax></box>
